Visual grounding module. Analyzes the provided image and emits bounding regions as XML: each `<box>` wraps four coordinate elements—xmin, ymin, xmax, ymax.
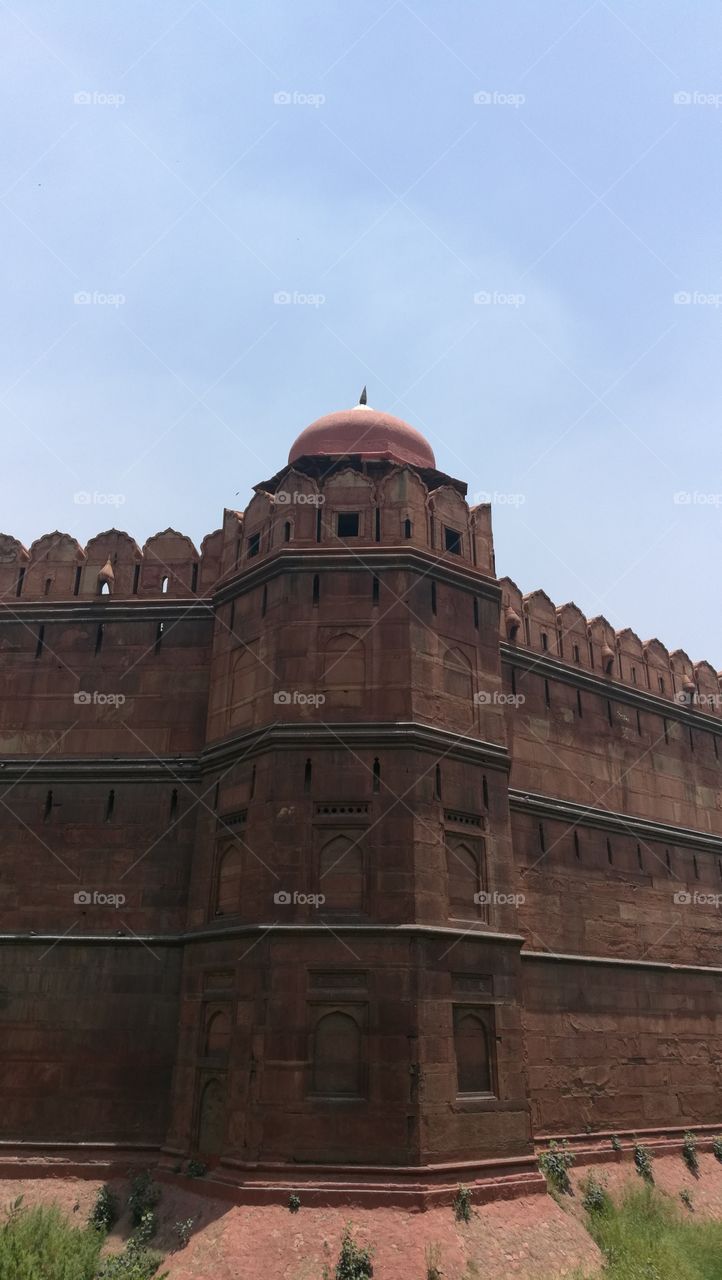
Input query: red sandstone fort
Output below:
<box><xmin>1</xmin><ymin>397</ymin><xmax>720</xmax><ymax>1200</ymax></box>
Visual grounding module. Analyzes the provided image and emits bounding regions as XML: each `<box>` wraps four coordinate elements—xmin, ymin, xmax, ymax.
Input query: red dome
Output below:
<box><xmin>288</xmin><ymin>405</ymin><xmax>436</xmax><ymax>470</ymax></box>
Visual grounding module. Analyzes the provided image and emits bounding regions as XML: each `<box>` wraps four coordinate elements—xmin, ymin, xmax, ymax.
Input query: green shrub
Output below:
<box><xmin>610</xmin><ymin>1134</ymin><xmax>622</xmax><ymax>1152</ymax></box>
<box><xmin>713</xmin><ymin>1136</ymin><xmax>722</xmax><ymax>1163</ymax></box>
<box><xmin>185</xmin><ymin>1160</ymin><xmax>207</xmax><ymax>1179</ymax></box>
<box><xmin>633</xmin><ymin>1142</ymin><xmax>654</xmax><ymax>1183</ymax></box>
<box><xmin>585</xmin><ymin>1182</ymin><xmax>722</xmax><ymax>1278</ymax></box>
<box><xmin>538</xmin><ymin>1140</ymin><xmax>575</xmax><ymax>1194</ymax></box>
<box><xmin>96</xmin><ymin>1244</ymin><xmax>166</xmax><ymax>1279</ymax></box>
<box><xmin>581</xmin><ymin>1173</ymin><xmax>610</xmax><ymax>1215</ymax></box>
<box><xmin>127</xmin><ymin>1171</ymin><xmax>161</xmax><ymax>1228</ymax></box>
<box><xmin>173</xmin><ymin>1218</ymin><xmax>194</xmax><ymax>1249</ymax></box>
<box><xmin>680</xmin><ymin>1188</ymin><xmax>694</xmax><ymax>1211</ymax></box>
<box><xmin>682</xmin><ymin>1131</ymin><xmax>699</xmax><ymax>1175</ymax></box>
<box><xmin>334</xmin><ymin>1226</ymin><xmax>373</xmax><ymax>1279</ymax></box>
<box><xmin>452</xmin><ymin>1185</ymin><xmax>473</xmax><ymax>1222</ymax></box>
<box><xmin>0</xmin><ymin>1202</ymin><xmax>102</xmax><ymax>1280</ymax></box>
<box><xmin>89</xmin><ymin>1184</ymin><xmax>119</xmax><ymax>1233</ymax></box>
<box><xmin>132</xmin><ymin>1209</ymin><xmax>156</xmax><ymax>1247</ymax></box>
<box><xmin>288</xmin><ymin>1193</ymin><xmax>301</xmax><ymax>1213</ymax></box>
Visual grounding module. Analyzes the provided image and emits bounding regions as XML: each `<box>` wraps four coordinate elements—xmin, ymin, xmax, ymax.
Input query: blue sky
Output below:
<box><xmin>2</xmin><ymin>1</ymin><xmax>721</xmax><ymax>664</ymax></box>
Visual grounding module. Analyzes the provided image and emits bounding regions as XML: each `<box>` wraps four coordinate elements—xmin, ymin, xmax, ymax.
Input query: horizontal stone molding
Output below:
<box><xmin>521</xmin><ymin>947</ymin><xmax>722</xmax><ymax>977</ymax></box>
<box><xmin>215</xmin><ymin>546</ymin><xmax>501</xmax><ymax>605</ymax></box>
<box><xmin>0</xmin><ymin>756</ymin><xmax>200</xmax><ymax>784</ymax></box>
<box><xmin>509</xmin><ymin>787</ymin><xmax>722</xmax><ymax>854</ymax></box>
<box><xmin>0</xmin><ymin>923</ymin><xmax>525</xmax><ymax>947</ymax></box>
<box><xmin>0</xmin><ymin>601</ymin><xmax>213</xmax><ymax>625</ymax></box>
<box><xmin>501</xmin><ymin>641</ymin><xmax>722</xmax><ymax>733</ymax></box>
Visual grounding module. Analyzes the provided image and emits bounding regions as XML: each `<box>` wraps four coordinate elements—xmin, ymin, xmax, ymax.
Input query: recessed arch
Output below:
<box><xmin>312</xmin><ymin>1010</ymin><xmax>363</xmax><ymax>1096</ymax></box>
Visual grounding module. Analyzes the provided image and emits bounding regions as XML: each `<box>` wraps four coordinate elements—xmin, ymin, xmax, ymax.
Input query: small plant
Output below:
<box><xmin>538</xmin><ymin>1140</ymin><xmax>575</xmax><ymax>1195</ymax></box>
<box><xmin>452</xmin><ymin>1185</ymin><xmax>473</xmax><ymax>1223</ymax></box>
<box><xmin>186</xmin><ymin>1159</ymin><xmax>207</xmax><ymax>1178</ymax></box>
<box><xmin>682</xmin><ymin>1130</ymin><xmax>699</xmax><ymax>1175</ymax></box>
<box><xmin>581</xmin><ymin>1174</ymin><xmax>610</xmax><ymax>1215</ymax></box>
<box><xmin>425</xmin><ymin>1241</ymin><xmax>443</xmax><ymax>1279</ymax></box>
<box><xmin>610</xmin><ymin>1134</ymin><xmax>622</xmax><ymax>1152</ymax></box>
<box><xmin>335</xmin><ymin>1226</ymin><xmax>374</xmax><ymax>1279</ymax></box>
<box><xmin>713</xmin><ymin>1136</ymin><xmax>722</xmax><ymax>1162</ymax></box>
<box><xmin>128</xmin><ymin>1170</ymin><xmax>161</xmax><ymax>1227</ymax></box>
<box><xmin>288</xmin><ymin>1192</ymin><xmax>301</xmax><ymax>1213</ymax></box>
<box><xmin>680</xmin><ymin>1188</ymin><xmax>694</xmax><ymax>1210</ymax></box>
<box><xmin>633</xmin><ymin>1142</ymin><xmax>654</xmax><ymax>1183</ymax></box>
<box><xmin>173</xmin><ymin>1217</ymin><xmax>194</xmax><ymax>1249</ymax></box>
<box><xmin>89</xmin><ymin>1183</ymin><xmax>119</xmax><ymax>1233</ymax></box>
<box><xmin>132</xmin><ymin>1209</ymin><xmax>157</xmax><ymax>1247</ymax></box>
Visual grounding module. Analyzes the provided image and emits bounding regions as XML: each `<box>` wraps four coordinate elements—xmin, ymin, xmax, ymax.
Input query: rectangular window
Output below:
<box><xmin>444</xmin><ymin>527</ymin><xmax>462</xmax><ymax>554</ymax></box>
<box><xmin>337</xmin><ymin>512</ymin><xmax>359</xmax><ymax>537</ymax></box>
<box><xmin>247</xmin><ymin>532</ymin><xmax>260</xmax><ymax>558</ymax></box>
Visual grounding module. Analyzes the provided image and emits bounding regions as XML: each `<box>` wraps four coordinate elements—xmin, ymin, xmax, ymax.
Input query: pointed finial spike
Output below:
<box><xmin>359</xmin><ymin>386</ymin><xmax>367</xmax><ymax>405</ymax></box>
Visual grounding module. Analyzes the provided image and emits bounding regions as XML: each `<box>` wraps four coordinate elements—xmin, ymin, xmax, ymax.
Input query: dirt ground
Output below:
<box><xmin>1</xmin><ymin>1150</ymin><xmax>721</xmax><ymax>1280</ymax></box>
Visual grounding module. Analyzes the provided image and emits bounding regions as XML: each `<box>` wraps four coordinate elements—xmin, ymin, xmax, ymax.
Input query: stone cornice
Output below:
<box><xmin>0</xmin><ymin>601</ymin><xmax>213</xmax><ymax>625</ymax></box>
<box><xmin>0</xmin><ymin>923</ymin><xmax>525</xmax><ymax>947</ymax></box>
<box><xmin>201</xmin><ymin>720</ymin><xmax>511</xmax><ymax>772</ymax></box>
<box><xmin>521</xmin><ymin>947</ymin><xmax>722</xmax><ymax>977</ymax></box>
<box><xmin>509</xmin><ymin>787</ymin><xmax>722</xmax><ymax>854</ymax></box>
<box><xmin>0</xmin><ymin>756</ymin><xmax>200</xmax><ymax>784</ymax></box>
<box><xmin>214</xmin><ymin>547</ymin><xmax>500</xmax><ymax>605</ymax></box>
<box><xmin>501</xmin><ymin>641</ymin><xmax>722</xmax><ymax>734</ymax></box>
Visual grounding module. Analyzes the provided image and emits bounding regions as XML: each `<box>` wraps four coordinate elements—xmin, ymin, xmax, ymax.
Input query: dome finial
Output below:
<box><xmin>358</xmin><ymin>385</ymin><xmax>367</xmax><ymax>405</ymax></box>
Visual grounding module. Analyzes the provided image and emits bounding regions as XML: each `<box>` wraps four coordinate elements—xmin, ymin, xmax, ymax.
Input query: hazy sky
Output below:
<box><xmin>3</xmin><ymin>1</ymin><xmax>721</xmax><ymax>664</ymax></box>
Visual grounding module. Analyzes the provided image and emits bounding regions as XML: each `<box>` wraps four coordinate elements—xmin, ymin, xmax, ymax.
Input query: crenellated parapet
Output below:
<box><xmin>0</xmin><ymin>525</ymin><xmax>224</xmax><ymax>600</ymax></box>
<box><xmin>498</xmin><ymin>575</ymin><xmax>722</xmax><ymax>711</ymax></box>
<box><xmin>233</xmin><ymin>460</ymin><xmax>495</xmax><ymax>575</ymax></box>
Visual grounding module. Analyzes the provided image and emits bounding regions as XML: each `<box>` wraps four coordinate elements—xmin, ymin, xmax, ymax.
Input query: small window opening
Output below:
<box><xmin>191</xmin><ymin>562</ymin><xmax>198</xmax><ymax>593</ymax></box>
<box><xmin>372</xmin><ymin>757</ymin><xmax>381</xmax><ymax>793</ymax></box>
<box><xmin>316</xmin><ymin>508</ymin><xmax>322</xmax><ymax>542</ymax></box>
<box><xmin>665</xmin><ymin>848</ymin><xmax>671</xmax><ymax>873</ymax></box>
<box><xmin>658</xmin><ymin>675</ymin><xmax>665</xmax><ymax>693</ymax></box>
<box><xmin>541</xmin><ymin>632</ymin><xmax>548</xmax><ymax>651</ymax></box>
<box><xmin>663</xmin><ymin>718</ymin><xmax>669</xmax><ymax>745</ymax></box>
<box><xmin>573</xmin><ymin>643</ymin><xmax>580</xmax><ymax>664</ymax></box>
<box><xmin>473</xmin><ymin>598</ymin><xmax>479</xmax><ymax>629</ymax></box>
<box><xmin>636</xmin><ymin>709</ymin><xmax>642</xmax><ymax>735</ymax></box>
<box><xmin>544</xmin><ymin>679</ymin><xmax>551</xmax><ymax>709</ymax></box>
<box><xmin>213</xmin><ymin>781</ymin><xmax>220</xmax><ymax>810</ymax></box>
<box><xmin>539</xmin><ymin>822</ymin><xmax>546</xmax><ymax>854</ymax></box>
<box><xmin>482</xmin><ymin>775</ymin><xmax>489</xmax><ymax>809</ymax></box>
<box><xmin>511</xmin><ymin>667</ymin><xmax>517</xmax><ymax>696</ymax></box>
<box><xmin>74</xmin><ymin>566</ymin><xmax>82</xmax><ymax>596</ymax></box>
<box><xmin>631</xmin><ymin>666</ymin><xmax>637</xmax><ymax>684</ymax></box>
<box><xmin>312</xmin><ymin>574</ymin><xmax>320</xmax><ymax>606</ymax></box>
<box><xmin>16</xmin><ymin>568</ymin><xmax>25</xmax><ymax>597</ymax></box>
<box><xmin>577</xmin><ymin>689</ymin><xmax>583</xmax><ymax>717</ymax></box>
<box><xmin>434</xmin><ymin>764</ymin><xmax>442</xmax><ymax>800</ymax></box>
<box><xmin>715</xmin><ymin>736</ymin><xmax>719</xmax><ymax>762</ymax></box>
<box><xmin>35</xmin><ymin>625</ymin><xmax>44</xmax><ymax>658</ymax></box>
<box><xmin>100</xmin><ymin>580</ymin><xmax>110</xmax><ymax>596</ymax></box>
<box><xmin>573</xmin><ymin>830</ymin><xmax>580</xmax><ymax>860</ymax></box>
<box><xmin>337</xmin><ymin>512</ymin><xmax>359</xmax><ymax>538</ymax></box>
<box><xmin>444</xmin><ymin>527</ymin><xmax>462</xmax><ymax>555</ymax></box>
<box><xmin>43</xmin><ymin>790</ymin><xmax>53</xmax><ymax>823</ymax></box>
<box><xmin>637</xmin><ymin>842</ymin><xmax>643</xmax><ymax>870</ymax></box>
<box><xmin>588</xmin><ymin>642</ymin><xmax>595</xmax><ymax>669</ymax></box>
<box><xmin>372</xmin><ymin>576</ymin><xmax>379</xmax><ymax>605</ymax></box>
<box><xmin>689</xmin><ymin>727</ymin><xmax>694</xmax><ymax>752</ymax></box>
<box><xmin>304</xmin><ymin>758</ymin><xmax>312</xmax><ymax>793</ymax></box>
<box><xmin>607</xmin><ymin>699</ymin><xmax>613</xmax><ymax>727</ymax></box>
<box><xmin>607</xmin><ymin>838</ymin><xmax>613</xmax><ymax>864</ymax></box>
<box><xmin>161</xmin><ymin>575</ymin><xmax>169</xmax><ymax>593</ymax></box>
<box><xmin>44</xmin><ymin>577</ymin><xmax>52</xmax><ymax>596</ymax></box>
<box><xmin>375</xmin><ymin>508</ymin><xmax>381</xmax><ymax>542</ymax></box>
<box><xmin>284</xmin><ymin>521</ymin><xmax>291</xmax><ymax>543</ymax></box>
<box><xmin>247</xmin><ymin>533</ymin><xmax>260</xmax><ymax>558</ymax></box>
<box><xmin>431</xmin><ymin>581</ymin><xmax>437</xmax><ymax>615</ymax></box>
<box><xmin>693</xmin><ymin>854</ymin><xmax>700</xmax><ymax>879</ymax></box>
<box><xmin>95</xmin><ymin>623</ymin><xmax>104</xmax><ymax>655</ymax></box>
<box><xmin>105</xmin><ymin>789</ymin><xmax>115</xmax><ymax>822</ymax></box>
<box><xmin>250</xmin><ymin>763</ymin><xmax>256</xmax><ymax>799</ymax></box>
<box><xmin>404</xmin><ymin>518</ymin><xmax>412</xmax><ymax>538</ymax></box>
<box><xmin>261</xmin><ymin>584</ymin><xmax>267</xmax><ymax>617</ymax></box>
<box><xmin>132</xmin><ymin>564</ymin><xmax>140</xmax><ymax>595</ymax></box>
<box><xmin>169</xmin><ymin>788</ymin><xmax>178</xmax><ymax>819</ymax></box>
<box><xmin>155</xmin><ymin>621</ymin><xmax>164</xmax><ymax>654</ymax></box>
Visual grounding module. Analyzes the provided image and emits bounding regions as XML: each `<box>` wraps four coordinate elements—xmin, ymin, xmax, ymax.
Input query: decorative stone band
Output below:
<box><xmin>0</xmin><ymin>923</ymin><xmax>526</xmax><ymax>947</ymax></box>
<box><xmin>501</xmin><ymin>640</ymin><xmax>722</xmax><ymax>733</ymax></box>
<box><xmin>214</xmin><ymin>546</ymin><xmax>501</xmax><ymax>606</ymax></box>
<box><xmin>0</xmin><ymin>600</ymin><xmax>213</xmax><ymax>624</ymax></box>
<box><xmin>509</xmin><ymin>787</ymin><xmax>722</xmax><ymax>855</ymax></box>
